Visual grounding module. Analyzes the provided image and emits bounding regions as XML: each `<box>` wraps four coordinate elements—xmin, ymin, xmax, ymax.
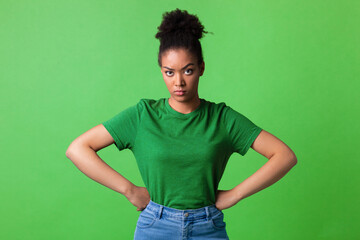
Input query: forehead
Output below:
<box><xmin>161</xmin><ymin>48</ymin><xmax>197</xmax><ymax>65</ymax></box>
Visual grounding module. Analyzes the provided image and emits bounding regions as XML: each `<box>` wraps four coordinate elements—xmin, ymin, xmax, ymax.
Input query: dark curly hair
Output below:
<box><xmin>155</xmin><ymin>8</ymin><xmax>212</xmax><ymax>67</ymax></box>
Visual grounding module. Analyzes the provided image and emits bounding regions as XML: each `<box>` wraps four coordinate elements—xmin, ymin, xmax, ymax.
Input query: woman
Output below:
<box><xmin>66</xmin><ymin>8</ymin><xmax>297</xmax><ymax>240</ymax></box>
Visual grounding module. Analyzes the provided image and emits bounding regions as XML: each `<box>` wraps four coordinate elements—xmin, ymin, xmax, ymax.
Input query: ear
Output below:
<box><xmin>199</xmin><ymin>61</ymin><xmax>205</xmax><ymax>76</ymax></box>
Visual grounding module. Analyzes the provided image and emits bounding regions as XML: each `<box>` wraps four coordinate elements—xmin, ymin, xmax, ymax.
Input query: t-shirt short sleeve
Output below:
<box><xmin>102</xmin><ymin>100</ymin><xmax>143</xmax><ymax>151</ymax></box>
<box><xmin>222</xmin><ymin>105</ymin><xmax>263</xmax><ymax>156</ymax></box>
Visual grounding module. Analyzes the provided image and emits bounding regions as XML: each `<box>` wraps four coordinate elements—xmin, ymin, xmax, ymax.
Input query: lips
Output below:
<box><xmin>174</xmin><ymin>90</ymin><xmax>186</xmax><ymax>96</ymax></box>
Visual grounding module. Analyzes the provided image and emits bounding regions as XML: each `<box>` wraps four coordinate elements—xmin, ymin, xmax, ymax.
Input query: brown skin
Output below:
<box><xmin>125</xmin><ymin>185</ymin><xmax>150</xmax><ymax>211</ymax></box>
<box><xmin>159</xmin><ymin>48</ymin><xmax>297</xmax><ymax>211</ymax></box>
<box><xmin>160</xmin><ymin>48</ymin><xmax>205</xmax><ymax>114</ymax></box>
<box><xmin>215</xmin><ymin>130</ymin><xmax>297</xmax><ymax>211</ymax></box>
<box><xmin>66</xmin><ymin>48</ymin><xmax>297</xmax><ymax>212</ymax></box>
<box><xmin>127</xmin><ymin>48</ymin><xmax>207</xmax><ymax>211</ymax></box>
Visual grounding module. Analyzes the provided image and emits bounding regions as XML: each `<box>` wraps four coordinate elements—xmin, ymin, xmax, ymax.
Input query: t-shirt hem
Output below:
<box><xmin>102</xmin><ymin>122</ymin><xmax>125</xmax><ymax>151</ymax></box>
<box><xmin>240</xmin><ymin>127</ymin><xmax>263</xmax><ymax>156</ymax></box>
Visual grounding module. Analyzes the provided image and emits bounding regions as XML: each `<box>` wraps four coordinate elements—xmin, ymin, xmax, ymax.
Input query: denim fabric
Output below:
<box><xmin>134</xmin><ymin>200</ymin><xmax>229</xmax><ymax>240</ymax></box>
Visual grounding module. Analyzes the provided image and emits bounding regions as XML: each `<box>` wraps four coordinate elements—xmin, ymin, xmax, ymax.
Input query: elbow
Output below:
<box><xmin>282</xmin><ymin>146</ymin><xmax>297</xmax><ymax>165</ymax></box>
<box><xmin>65</xmin><ymin>140</ymin><xmax>92</xmax><ymax>161</ymax></box>
<box><xmin>289</xmin><ymin>151</ymin><xmax>298</xmax><ymax>166</ymax></box>
<box><xmin>65</xmin><ymin>138</ymin><xmax>84</xmax><ymax>159</ymax></box>
<box><xmin>65</xmin><ymin>146</ymin><xmax>74</xmax><ymax>159</ymax></box>
<box><xmin>65</xmin><ymin>145</ymin><xmax>81</xmax><ymax>164</ymax></box>
<box><xmin>65</xmin><ymin>141</ymin><xmax>79</xmax><ymax>160</ymax></box>
<box><xmin>279</xmin><ymin>149</ymin><xmax>298</xmax><ymax>167</ymax></box>
<box><xmin>65</xmin><ymin>149</ymin><xmax>71</xmax><ymax>158</ymax></box>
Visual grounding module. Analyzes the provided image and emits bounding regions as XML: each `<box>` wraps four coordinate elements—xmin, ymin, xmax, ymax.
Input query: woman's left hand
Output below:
<box><xmin>215</xmin><ymin>189</ymin><xmax>240</xmax><ymax>211</ymax></box>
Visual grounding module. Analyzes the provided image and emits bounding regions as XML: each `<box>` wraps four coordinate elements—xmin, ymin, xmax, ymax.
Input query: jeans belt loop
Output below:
<box><xmin>158</xmin><ymin>205</ymin><xmax>164</xmax><ymax>219</ymax></box>
<box><xmin>205</xmin><ymin>206</ymin><xmax>210</xmax><ymax>221</ymax></box>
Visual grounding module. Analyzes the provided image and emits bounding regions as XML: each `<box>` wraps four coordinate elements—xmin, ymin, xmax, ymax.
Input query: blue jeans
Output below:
<box><xmin>134</xmin><ymin>200</ymin><xmax>229</xmax><ymax>240</ymax></box>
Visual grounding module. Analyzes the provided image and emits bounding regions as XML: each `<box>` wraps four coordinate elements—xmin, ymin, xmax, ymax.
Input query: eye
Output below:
<box><xmin>185</xmin><ymin>69</ymin><xmax>193</xmax><ymax>75</ymax></box>
<box><xmin>165</xmin><ymin>71</ymin><xmax>174</xmax><ymax>77</ymax></box>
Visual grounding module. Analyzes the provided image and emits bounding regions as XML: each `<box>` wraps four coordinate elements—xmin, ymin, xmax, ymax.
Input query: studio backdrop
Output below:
<box><xmin>1</xmin><ymin>0</ymin><xmax>358</xmax><ymax>239</ymax></box>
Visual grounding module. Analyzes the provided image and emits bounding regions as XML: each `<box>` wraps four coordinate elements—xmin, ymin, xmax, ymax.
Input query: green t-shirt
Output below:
<box><xmin>102</xmin><ymin>97</ymin><xmax>262</xmax><ymax>210</ymax></box>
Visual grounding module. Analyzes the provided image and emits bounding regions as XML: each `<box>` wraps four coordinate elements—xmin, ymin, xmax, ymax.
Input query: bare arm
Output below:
<box><xmin>233</xmin><ymin>129</ymin><xmax>297</xmax><ymax>201</ymax></box>
<box><xmin>216</xmin><ymin>130</ymin><xmax>297</xmax><ymax>210</ymax></box>
<box><xmin>65</xmin><ymin>124</ymin><xmax>150</xmax><ymax>211</ymax></box>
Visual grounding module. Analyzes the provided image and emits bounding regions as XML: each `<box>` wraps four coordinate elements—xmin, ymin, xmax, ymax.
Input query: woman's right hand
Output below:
<box><xmin>125</xmin><ymin>185</ymin><xmax>150</xmax><ymax>211</ymax></box>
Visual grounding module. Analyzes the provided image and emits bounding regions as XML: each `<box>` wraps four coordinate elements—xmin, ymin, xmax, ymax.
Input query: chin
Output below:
<box><xmin>172</xmin><ymin>95</ymin><xmax>193</xmax><ymax>102</ymax></box>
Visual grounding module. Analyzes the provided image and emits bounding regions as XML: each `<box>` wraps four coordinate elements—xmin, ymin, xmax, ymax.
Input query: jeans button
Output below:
<box><xmin>184</xmin><ymin>213</ymin><xmax>189</xmax><ymax>217</ymax></box>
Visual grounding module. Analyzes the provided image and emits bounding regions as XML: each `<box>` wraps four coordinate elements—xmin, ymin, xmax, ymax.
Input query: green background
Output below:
<box><xmin>1</xmin><ymin>0</ymin><xmax>359</xmax><ymax>239</ymax></box>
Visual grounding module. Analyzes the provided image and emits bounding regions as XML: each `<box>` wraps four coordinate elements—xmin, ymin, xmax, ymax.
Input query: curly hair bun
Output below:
<box><xmin>155</xmin><ymin>8</ymin><xmax>208</xmax><ymax>41</ymax></box>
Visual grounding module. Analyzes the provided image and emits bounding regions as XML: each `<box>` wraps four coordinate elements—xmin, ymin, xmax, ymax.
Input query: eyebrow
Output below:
<box><xmin>162</xmin><ymin>63</ymin><xmax>195</xmax><ymax>71</ymax></box>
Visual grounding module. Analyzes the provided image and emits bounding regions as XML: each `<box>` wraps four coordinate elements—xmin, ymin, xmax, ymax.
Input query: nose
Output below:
<box><xmin>174</xmin><ymin>73</ymin><xmax>185</xmax><ymax>86</ymax></box>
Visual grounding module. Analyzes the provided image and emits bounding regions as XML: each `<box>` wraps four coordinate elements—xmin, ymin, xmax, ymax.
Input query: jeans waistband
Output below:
<box><xmin>144</xmin><ymin>200</ymin><xmax>222</xmax><ymax>220</ymax></box>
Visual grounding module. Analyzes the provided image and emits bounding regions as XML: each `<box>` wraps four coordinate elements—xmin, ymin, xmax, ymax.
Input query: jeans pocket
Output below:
<box><xmin>211</xmin><ymin>212</ymin><xmax>226</xmax><ymax>229</ymax></box>
<box><xmin>140</xmin><ymin>202</ymin><xmax>150</xmax><ymax>212</ymax></box>
<box><xmin>214</xmin><ymin>205</ymin><xmax>223</xmax><ymax>213</ymax></box>
<box><xmin>136</xmin><ymin>210</ymin><xmax>157</xmax><ymax>229</ymax></box>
